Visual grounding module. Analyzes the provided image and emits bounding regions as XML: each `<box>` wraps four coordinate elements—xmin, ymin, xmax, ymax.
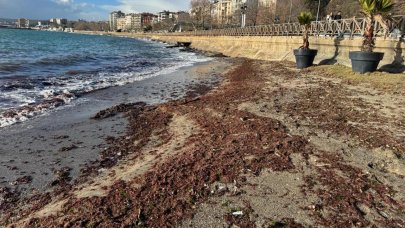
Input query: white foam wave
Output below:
<box><xmin>0</xmin><ymin>50</ymin><xmax>212</xmax><ymax>128</ymax></box>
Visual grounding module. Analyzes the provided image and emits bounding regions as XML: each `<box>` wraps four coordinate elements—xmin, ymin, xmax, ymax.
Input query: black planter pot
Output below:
<box><xmin>293</xmin><ymin>49</ymin><xmax>318</xmax><ymax>69</ymax></box>
<box><xmin>349</xmin><ymin>51</ymin><xmax>384</xmax><ymax>74</ymax></box>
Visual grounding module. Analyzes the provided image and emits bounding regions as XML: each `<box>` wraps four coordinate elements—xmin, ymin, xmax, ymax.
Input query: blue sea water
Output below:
<box><xmin>0</xmin><ymin>29</ymin><xmax>210</xmax><ymax>127</ymax></box>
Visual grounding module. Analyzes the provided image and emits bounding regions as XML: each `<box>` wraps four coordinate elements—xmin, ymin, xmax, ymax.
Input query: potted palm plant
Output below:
<box><xmin>294</xmin><ymin>11</ymin><xmax>318</xmax><ymax>69</ymax></box>
<box><xmin>349</xmin><ymin>0</ymin><xmax>394</xmax><ymax>73</ymax></box>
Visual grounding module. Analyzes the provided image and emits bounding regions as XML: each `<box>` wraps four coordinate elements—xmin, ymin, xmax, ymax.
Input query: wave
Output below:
<box><xmin>0</xmin><ymin>46</ymin><xmax>213</xmax><ymax>128</ymax></box>
<box><xmin>0</xmin><ymin>92</ymin><xmax>75</xmax><ymax>128</ymax></box>
<box><xmin>0</xmin><ymin>62</ymin><xmax>24</xmax><ymax>72</ymax></box>
<box><xmin>0</xmin><ymin>54</ymin><xmax>97</xmax><ymax>74</ymax></box>
<box><xmin>37</xmin><ymin>54</ymin><xmax>97</xmax><ymax>66</ymax></box>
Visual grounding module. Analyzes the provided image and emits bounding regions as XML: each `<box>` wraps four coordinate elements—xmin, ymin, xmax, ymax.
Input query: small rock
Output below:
<box><xmin>378</xmin><ymin>211</ymin><xmax>389</xmax><ymax>219</ymax></box>
<box><xmin>356</xmin><ymin>202</ymin><xmax>370</xmax><ymax>215</ymax></box>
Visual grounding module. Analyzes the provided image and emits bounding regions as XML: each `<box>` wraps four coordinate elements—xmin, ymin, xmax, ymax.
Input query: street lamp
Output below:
<box><xmin>288</xmin><ymin>0</ymin><xmax>293</xmax><ymax>23</ymax></box>
<box><xmin>316</xmin><ymin>0</ymin><xmax>321</xmax><ymax>21</ymax></box>
<box><xmin>241</xmin><ymin>4</ymin><xmax>247</xmax><ymax>28</ymax></box>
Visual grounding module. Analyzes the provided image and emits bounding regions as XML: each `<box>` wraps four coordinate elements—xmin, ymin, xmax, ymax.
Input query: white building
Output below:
<box><xmin>124</xmin><ymin>13</ymin><xmax>142</xmax><ymax>31</ymax></box>
<box><xmin>259</xmin><ymin>0</ymin><xmax>277</xmax><ymax>7</ymax></box>
<box><xmin>212</xmin><ymin>0</ymin><xmax>233</xmax><ymax>25</ymax></box>
<box><xmin>50</xmin><ymin>18</ymin><xmax>68</xmax><ymax>26</ymax></box>
<box><xmin>158</xmin><ymin>11</ymin><xmax>175</xmax><ymax>22</ymax></box>
<box><xmin>109</xmin><ymin>11</ymin><xmax>125</xmax><ymax>31</ymax></box>
<box><xmin>232</xmin><ymin>0</ymin><xmax>247</xmax><ymax>14</ymax></box>
<box><xmin>17</xmin><ymin>18</ymin><xmax>29</xmax><ymax>28</ymax></box>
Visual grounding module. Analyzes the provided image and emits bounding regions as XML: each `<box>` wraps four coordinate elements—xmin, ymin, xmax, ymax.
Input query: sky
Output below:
<box><xmin>0</xmin><ymin>0</ymin><xmax>190</xmax><ymax>21</ymax></box>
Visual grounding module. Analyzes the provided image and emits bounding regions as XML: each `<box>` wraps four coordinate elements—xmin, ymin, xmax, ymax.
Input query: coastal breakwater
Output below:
<box><xmin>108</xmin><ymin>31</ymin><xmax>404</xmax><ymax>70</ymax></box>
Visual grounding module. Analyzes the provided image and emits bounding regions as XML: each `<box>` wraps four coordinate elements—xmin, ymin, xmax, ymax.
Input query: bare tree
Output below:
<box><xmin>246</xmin><ymin>0</ymin><xmax>260</xmax><ymax>26</ymax></box>
<box><xmin>304</xmin><ymin>0</ymin><xmax>330</xmax><ymax>20</ymax></box>
<box><xmin>274</xmin><ymin>0</ymin><xmax>306</xmax><ymax>23</ymax></box>
<box><xmin>190</xmin><ymin>0</ymin><xmax>212</xmax><ymax>29</ymax></box>
<box><xmin>256</xmin><ymin>3</ymin><xmax>277</xmax><ymax>25</ymax></box>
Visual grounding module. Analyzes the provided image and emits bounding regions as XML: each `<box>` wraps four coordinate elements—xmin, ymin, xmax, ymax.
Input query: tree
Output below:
<box><xmin>190</xmin><ymin>0</ymin><xmax>212</xmax><ymax>29</ymax></box>
<box><xmin>73</xmin><ymin>21</ymin><xmax>109</xmax><ymax>31</ymax></box>
<box><xmin>246</xmin><ymin>0</ymin><xmax>260</xmax><ymax>26</ymax></box>
<box><xmin>304</xmin><ymin>0</ymin><xmax>330</xmax><ymax>19</ymax></box>
<box><xmin>359</xmin><ymin>0</ymin><xmax>394</xmax><ymax>52</ymax></box>
<box><xmin>257</xmin><ymin>4</ymin><xmax>276</xmax><ymax>25</ymax></box>
<box><xmin>326</xmin><ymin>0</ymin><xmax>361</xmax><ymax>18</ymax></box>
<box><xmin>276</xmin><ymin>0</ymin><xmax>307</xmax><ymax>23</ymax></box>
<box><xmin>298</xmin><ymin>11</ymin><xmax>315</xmax><ymax>49</ymax></box>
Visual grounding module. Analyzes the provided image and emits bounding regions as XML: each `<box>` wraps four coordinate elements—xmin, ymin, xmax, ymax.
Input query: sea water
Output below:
<box><xmin>0</xmin><ymin>29</ymin><xmax>210</xmax><ymax>127</ymax></box>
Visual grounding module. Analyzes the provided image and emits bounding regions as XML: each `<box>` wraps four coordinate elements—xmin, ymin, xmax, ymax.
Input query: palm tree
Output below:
<box><xmin>359</xmin><ymin>0</ymin><xmax>394</xmax><ymax>52</ymax></box>
<box><xmin>298</xmin><ymin>11</ymin><xmax>314</xmax><ymax>49</ymax></box>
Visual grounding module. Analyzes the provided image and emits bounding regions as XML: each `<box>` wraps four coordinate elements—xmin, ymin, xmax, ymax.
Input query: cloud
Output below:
<box><xmin>53</xmin><ymin>0</ymin><xmax>74</xmax><ymax>5</ymax></box>
<box><xmin>0</xmin><ymin>0</ymin><xmax>189</xmax><ymax>21</ymax></box>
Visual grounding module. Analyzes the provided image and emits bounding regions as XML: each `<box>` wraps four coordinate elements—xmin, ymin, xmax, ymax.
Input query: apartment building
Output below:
<box><xmin>116</xmin><ymin>17</ymin><xmax>126</xmax><ymax>31</ymax></box>
<box><xmin>109</xmin><ymin>11</ymin><xmax>125</xmax><ymax>31</ymax></box>
<box><xmin>158</xmin><ymin>11</ymin><xmax>175</xmax><ymax>22</ymax></box>
<box><xmin>49</xmin><ymin>18</ymin><xmax>68</xmax><ymax>27</ymax></box>
<box><xmin>212</xmin><ymin>0</ymin><xmax>233</xmax><ymax>24</ymax></box>
<box><xmin>126</xmin><ymin>13</ymin><xmax>142</xmax><ymax>31</ymax></box>
<box><xmin>232</xmin><ymin>0</ymin><xmax>247</xmax><ymax>13</ymax></box>
<box><xmin>259</xmin><ymin>0</ymin><xmax>277</xmax><ymax>7</ymax></box>
<box><xmin>141</xmin><ymin>13</ymin><xmax>155</xmax><ymax>27</ymax></box>
<box><xmin>17</xmin><ymin>18</ymin><xmax>29</xmax><ymax>28</ymax></box>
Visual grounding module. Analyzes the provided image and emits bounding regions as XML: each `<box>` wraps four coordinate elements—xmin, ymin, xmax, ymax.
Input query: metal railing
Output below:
<box><xmin>160</xmin><ymin>15</ymin><xmax>405</xmax><ymax>38</ymax></box>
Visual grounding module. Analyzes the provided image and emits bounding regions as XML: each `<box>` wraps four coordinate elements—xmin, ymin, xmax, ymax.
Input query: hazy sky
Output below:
<box><xmin>0</xmin><ymin>0</ymin><xmax>190</xmax><ymax>21</ymax></box>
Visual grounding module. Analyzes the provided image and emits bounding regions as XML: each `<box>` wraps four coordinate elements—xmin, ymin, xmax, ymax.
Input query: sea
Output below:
<box><xmin>0</xmin><ymin>29</ymin><xmax>210</xmax><ymax>128</ymax></box>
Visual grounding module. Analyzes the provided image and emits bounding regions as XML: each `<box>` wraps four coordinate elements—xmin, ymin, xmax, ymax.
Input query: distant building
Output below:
<box><xmin>158</xmin><ymin>11</ymin><xmax>175</xmax><ymax>22</ymax></box>
<box><xmin>259</xmin><ymin>0</ymin><xmax>277</xmax><ymax>7</ymax></box>
<box><xmin>50</xmin><ymin>18</ymin><xmax>68</xmax><ymax>27</ymax></box>
<box><xmin>174</xmin><ymin>11</ymin><xmax>190</xmax><ymax>23</ymax></box>
<box><xmin>212</xmin><ymin>0</ymin><xmax>233</xmax><ymax>25</ymax></box>
<box><xmin>124</xmin><ymin>13</ymin><xmax>142</xmax><ymax>31</ymax></box>
<box><xmin>141</xmin><ymin>13</ymin><xmax>155</xmax><ymax>27</ymax></box>
<box><xmin>116</xmin><ymin>17</ymin><xmax>126</xmax><ymax>31</ymax></box>
<box><xmin>17</xmin><ymin>18</ymin><xmax>29</xmax><ymax>28</ymax></box>
<box><xmin>232</xmin><ymin>0</ymin><xmax>247</xmax><ymax>14</ymax></box>
<box><xmin>152</xmin><ymin>15</ymin><xmax>159</xmax><ymax>24</ymax></box>
<box><xmin>109</xmin><ymin>11</ymin><xmax>125</xmax><ymax>31</ymax></box>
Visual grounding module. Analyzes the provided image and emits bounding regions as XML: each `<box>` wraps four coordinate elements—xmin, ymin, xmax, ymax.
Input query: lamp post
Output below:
<box><xmin>288</xmin><ymin>0</ymin><xmax>293</xmax><ymax>23</ymax></box>
<box><xmin>316</xmin><ymin>0</ymin><xmax>321</xmax><ymax>21</ymax></box>
<box><xmin>241</xmin><ymin>4</ymin><xmax>247</xmax><ymax>28</ymax></box>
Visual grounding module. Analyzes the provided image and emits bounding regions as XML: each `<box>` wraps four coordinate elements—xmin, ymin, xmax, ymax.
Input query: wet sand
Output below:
<box><xmin>0</xmin><ymin>59</ymin><xmax>230</xmax><ymax>201</ymax></box>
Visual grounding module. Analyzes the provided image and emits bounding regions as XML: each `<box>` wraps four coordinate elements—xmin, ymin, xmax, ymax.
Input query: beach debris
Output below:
<box><xmin>15</xmin><ymin>176</ymin><xmax>33</xmax><ymax>184</ymax></box>
<box><xmin>355</xmin><ymin>202</ymin><xmax>371</xmax><ymax>215</ymax></box>
<box><xmin>50</xmin><ymin>167</ymin><xmax>72</xmax><ymax>186</ymax></box>
<box><xmin>0</xmin><ymin>187</ymin><xmax>19</xmax><ymax>207</ymax></box>
<box><xmin>92</xmin><ymin>102</ymin><xmax>146</xmax><ymax>119</ymax></box>
<box><xmin>59</xmin><ymin>144</ymin><xmax>78</xmax><ymax>152</ymax></box>
<box><xmin>232</xmin><ymin>211</ymin><xmax>244</xmax><ymax>216</ymax></box>
<box><xmin>53</xmin><ymin>135</ymin><xmax>69</xmax><ymax>140</ymax></box>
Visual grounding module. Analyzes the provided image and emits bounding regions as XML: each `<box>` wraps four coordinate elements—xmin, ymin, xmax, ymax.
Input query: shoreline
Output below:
<box><xmin>0</xmin><ymin>31</ymin><xmax>212</xmax><ymax>129</ymax></box>
<box><xmin>2</xmin><ymin>57</ymin><xmax>404</xmax><ymax>227</ymax></box>
<box><xmin>0</xmin><ymin>58</ymin><xmax>232</xmax><ymax>214</ymax></box>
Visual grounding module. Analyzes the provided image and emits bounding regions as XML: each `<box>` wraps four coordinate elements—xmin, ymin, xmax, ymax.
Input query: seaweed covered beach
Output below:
<box><xmin>2</xmin><ymin>59</ymin><xmax>405</xmax><ymax>227</ymax></box>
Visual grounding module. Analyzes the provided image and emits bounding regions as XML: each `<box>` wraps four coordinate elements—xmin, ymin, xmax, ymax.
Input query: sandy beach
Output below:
<box><xmin>1</xmin><ymin>55</ymin><xmax>405</xmax><ymax>227</ymax></box>
<box><xmin>0</xmin><ymin>58</ymin><xmax>231</xmax><ymax>221</ymax></box>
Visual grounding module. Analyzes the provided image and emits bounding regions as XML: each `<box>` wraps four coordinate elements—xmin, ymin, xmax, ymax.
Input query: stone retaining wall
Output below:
<box><xmin>152</xmin><ymin>35</ymin><xmax>403</xmax><ymax>68</ymax></box>
<box><xmin>108</xmin><ymin>32</ymin><xmax>404</xmax><ymax>70</ymax></box>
